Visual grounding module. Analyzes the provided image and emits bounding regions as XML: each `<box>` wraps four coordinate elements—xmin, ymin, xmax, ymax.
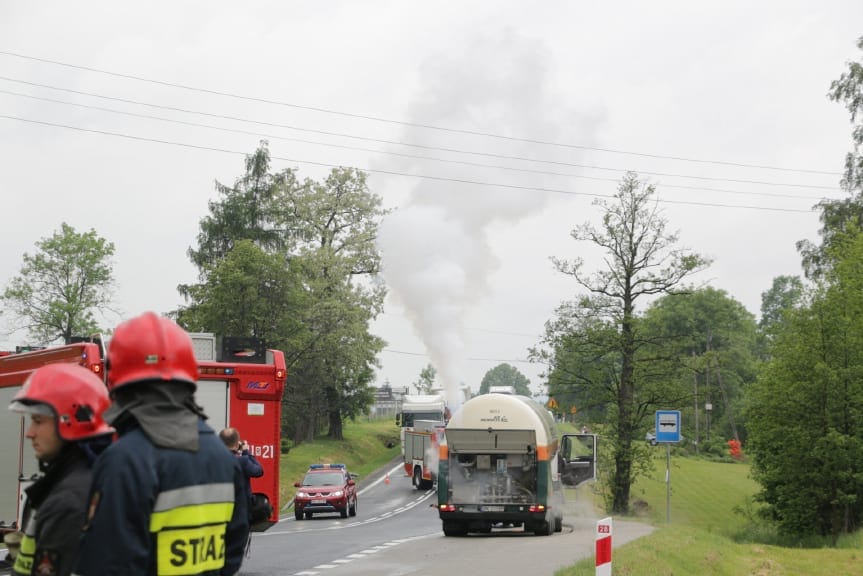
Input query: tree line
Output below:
<box><xmin>533</xmin><ymin>37</ymin><xmax>863</xmax><ymax>543</ymax></box>
<box><xmin>3</xmin><ymin>35</ymin><xmax>862</xmax><ymax>545</ymax></box>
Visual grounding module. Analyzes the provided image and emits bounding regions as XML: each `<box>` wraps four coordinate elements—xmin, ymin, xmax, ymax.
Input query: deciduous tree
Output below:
<box><xmin>544</xmin><ymin>172</ymin><xmax>710</xmax><ymax>514</ymax></box>
<box><xmin>747</xmin><ymin>229</ymin><xmax>863</xmax><ymax>541</ymax></box>
<box><xmin>180</xmin><ymin>143</ymin><xmax>388</xmax><ymax>442</ymax></box>
<box><xmin>798</xmin><ymin>36</ymin><xmax>863</xmax><ymax>278</ymax></box>
<box><xmin>2</xmin><ymin>222</ymin><xmax>115</xmax><ymax>344</ymax></box>
<box><xmin>479</xmin><ymin>363</ymin><xmax>531</xmax><ymax>396</ymax></box>
<box><xmin>413</xmin><ymin>364</ymin><xmax>437</xmax><ymax>394</ymax></box>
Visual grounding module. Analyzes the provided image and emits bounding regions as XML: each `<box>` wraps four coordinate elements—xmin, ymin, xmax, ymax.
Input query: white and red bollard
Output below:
<box><xmin>596</xmin><ymin>516</ymin><xmax>612</xmax><ymax>576</ymax></box>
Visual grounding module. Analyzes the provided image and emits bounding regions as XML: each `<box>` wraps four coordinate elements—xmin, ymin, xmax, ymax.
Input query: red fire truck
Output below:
<box><xmin>0</xmin><ymin>333</ymin><xmax>286</xmax><ymax>536</ymax></box>
<box><xmin>191</xmin><ymin>333</ymin><xmax>286</xmax><ymax>531</ymax></box>
<box><xmin>403</xmin><ymin>420</ymin><xmax>444</xmax><ymax>490</ymax></box>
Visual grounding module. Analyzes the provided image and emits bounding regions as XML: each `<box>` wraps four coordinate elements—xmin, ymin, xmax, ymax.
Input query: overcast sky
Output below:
<box><xmin>1</xmin><ymin>2</ymin><xmax>860</xmax><ymax>403</ymax></box>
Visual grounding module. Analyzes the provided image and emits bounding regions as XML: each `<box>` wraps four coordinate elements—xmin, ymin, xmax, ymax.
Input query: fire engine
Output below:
<box><xmin>403</xmin><ymin>420</ymin><xmax>444</xmax><ymax>490</ymax></box>
<box><xmin>190</xmin><ymin>333</ymin><xmax>286</xmax><ymax>531</ymax></box>
<box><xmin>0</xmin><ymin>333</ymin><xmax>286</xmax><ymax>538</ymax></box>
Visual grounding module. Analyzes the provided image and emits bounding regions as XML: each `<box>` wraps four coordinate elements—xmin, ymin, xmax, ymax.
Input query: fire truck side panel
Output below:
<box><xmin>197</xmin><ymin>350</ymin><xmax>286</xmax><ymax>530</ymax></box>
<box><xmin>228</xmin><ymin>375</ymin><xmax>283</xmax><ymax>527</ymax></box>
<box><xmin>195</xmin><ymin>380</ymin><xmax>230</xmax><ymax>433</ymax></box>
<box><xmin>0</xmin><ymin>386</ymin><xmax>32</xmax><ymax>530</ymax></box>
<box><xmin>403</xmin><ymin>419</ymin><xmax>441</xmax><ymax>489</ymax></box>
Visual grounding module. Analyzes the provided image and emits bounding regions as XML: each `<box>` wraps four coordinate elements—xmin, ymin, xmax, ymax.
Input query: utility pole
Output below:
<box><xmin>705</xmin><ymin>331</ymin><xmax>712</xmax><ymax>442</ymax></box>
<box><xmin>692</xmin><ymin>350</ymin><xmax>699</xmax><ymax>455</ymax></box>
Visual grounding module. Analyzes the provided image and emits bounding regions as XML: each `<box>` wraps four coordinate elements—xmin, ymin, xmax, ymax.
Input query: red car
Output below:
<box><xmin>293</xmin><ymin>463</ymin><xmax>358</xmax><ymax>520</ymax></box>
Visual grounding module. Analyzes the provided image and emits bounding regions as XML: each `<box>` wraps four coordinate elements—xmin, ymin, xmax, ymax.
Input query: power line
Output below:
<box><xmin>380</xmin><ymin>347</ymin><xmax>540</xmax><ymax>366</ymax></box>
<box><xmin>0</xmin><ymin>113</ymin><xmax>820</xmax><ymax>214</ymax></box>
<box><xmin>0</xmin><ymin>80</ymin><xmax>841</xmax><ymax>200</ymax></box>
<box><xmin>0</xmin><ymin>49</ymin><xmax>842</xmax><ymax>176</ymax></box>
<box><xmin>376</xmin><ymin>311</ymin><xmax>542</xmax><ymax>339</ymax></box>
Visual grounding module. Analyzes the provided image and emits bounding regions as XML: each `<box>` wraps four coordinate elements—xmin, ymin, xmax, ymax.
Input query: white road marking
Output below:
<box><xmin>293</xmin><ymin>535</ymin><xmax>436</xmax><ymax>576</ymax></box>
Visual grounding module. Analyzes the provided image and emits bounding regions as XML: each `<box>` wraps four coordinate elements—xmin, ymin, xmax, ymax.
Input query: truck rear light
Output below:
<box><xmin>439</xmin><ymin>504</ymin><xmax>456</xmax><ymax>513</ymax></box>
<box><xmin>528</xmin><ymin>504</ymin><xmax>546</xmax><ymax>513</ymax></box>
<box><xmin>199</xmin><ymin>366</ymin><xmax>234</xmax><ymax>375</ymax></box>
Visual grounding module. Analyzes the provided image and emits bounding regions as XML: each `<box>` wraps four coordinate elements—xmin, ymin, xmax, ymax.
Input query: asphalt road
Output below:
<box><xmin>240</xmin><ymin>459</ymin><xmax>654</xmax><ymax>576</ymax></box>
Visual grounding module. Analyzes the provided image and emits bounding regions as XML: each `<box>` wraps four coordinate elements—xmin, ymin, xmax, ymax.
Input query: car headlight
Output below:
<box><xmin>331</xmin><ymin>490</ymin><xmax>344</xmax><ymax>498</ymax></box>
<box><xmin>296</xmin><ymin>491</ymin><xmax>307</xmax><ymax>498</ymax></box>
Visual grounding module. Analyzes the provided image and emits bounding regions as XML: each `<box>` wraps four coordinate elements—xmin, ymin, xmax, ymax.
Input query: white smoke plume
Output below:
<box><xmin>377</xmin><ymin>30</ymin><xmax>602</xmax><ymax>411</ymax></box>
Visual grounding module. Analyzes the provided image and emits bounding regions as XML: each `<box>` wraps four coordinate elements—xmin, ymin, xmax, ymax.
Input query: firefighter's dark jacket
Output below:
<box><xmin>14</xmin><ymin>446</ymin><xmax>92</xmax><ymax>576</ymax></box>
<box><xmin>73</xmin><ymin>418</ymin><xmax>250</xmax><ymax>576</ymax></box>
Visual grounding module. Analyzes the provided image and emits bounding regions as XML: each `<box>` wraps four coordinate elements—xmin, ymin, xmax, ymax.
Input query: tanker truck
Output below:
<box><xmin>437</xmin><ymin>392</ymin><xmax>596</xmax><ymax>536</ymax></box>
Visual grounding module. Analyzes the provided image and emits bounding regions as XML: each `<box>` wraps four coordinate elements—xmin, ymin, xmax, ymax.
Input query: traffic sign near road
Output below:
<box><xmin>655</xmin><ymin>410</ymin><xmax>681</xmax><ymax>443</ymax></box>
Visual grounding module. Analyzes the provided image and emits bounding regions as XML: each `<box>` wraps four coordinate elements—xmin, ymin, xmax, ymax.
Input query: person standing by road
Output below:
<box><xmin>7</xmin><ymin>363</ymin><xmax>113</xmax><ymax>576</ymax></box>
<box><xmin>219</xmin><ymin>427</ymin><xmax>264</xmax><ymax>508</ymax></box>
<box><xmin>73</xmin><ymin>312</ymin><xmax>249</xmax><ymax>576</ymax></box>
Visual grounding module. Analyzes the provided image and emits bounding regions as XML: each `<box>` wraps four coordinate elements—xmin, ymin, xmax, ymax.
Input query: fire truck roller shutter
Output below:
<box><xmin>195</xmin><ymin>380</ymin><xmax>230</xmax><ymax>434</ymax></box>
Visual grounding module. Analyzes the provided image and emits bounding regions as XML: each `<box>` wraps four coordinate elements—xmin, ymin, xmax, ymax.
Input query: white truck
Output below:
<box><xmin>396</xmin><ymin>393</ymin><xmax>447</xmax><ymax>453</ymax></box>
<box><xmin>437</xmin><ymin>392</ymin><xmax>597</xmax><ymax>536</ymax></box>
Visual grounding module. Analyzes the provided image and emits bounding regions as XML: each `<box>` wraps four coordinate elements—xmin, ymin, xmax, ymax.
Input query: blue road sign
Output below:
<box><xmin>655</xmin><ymin>410</ymin><xmax>681</xmax><ymax>443</ymax></box>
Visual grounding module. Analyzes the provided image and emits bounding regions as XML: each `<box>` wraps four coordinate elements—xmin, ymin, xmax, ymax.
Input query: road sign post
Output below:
<box><xmin>655</xmin><ymin>410</ymin><xmax>681</xmax><ymax>523</ymax></box>
<box><xmin>595</xmin><ymin>516</ymin><xmax>612</xmax><ymax>576</ymax></box>
<box><xmin>655</xmin><ymin>410</ymin><xmax>681</xmax><ymax>443</ymax></box>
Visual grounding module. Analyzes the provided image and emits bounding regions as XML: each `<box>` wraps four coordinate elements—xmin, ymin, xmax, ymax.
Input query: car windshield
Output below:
<box><xmin>302</xmin><ymin>472</ymin><xmax>344</xmax><ymax>486</ymax></box>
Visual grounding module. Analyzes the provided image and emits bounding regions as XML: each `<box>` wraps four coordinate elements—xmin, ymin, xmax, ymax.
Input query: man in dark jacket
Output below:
<box><xmin>218</xmin><ymin>427</ymin><xmax>264</xmax><ymax>516</ymax></box>
<box><xmin>7</xmin><ymin>363</ymin><xmax>113</xmax><ymax>576</ymax></box>
<box><xmin>74</xmin><ymin>312</ymin><xmax>249</xmax><ymax>576</ymax></box>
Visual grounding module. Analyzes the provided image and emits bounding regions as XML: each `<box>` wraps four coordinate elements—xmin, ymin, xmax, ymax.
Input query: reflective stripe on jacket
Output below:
<box><xmin>12</xmin><ymin>531</ymin><xmax>34</xmax><ymax>575</ymax></box>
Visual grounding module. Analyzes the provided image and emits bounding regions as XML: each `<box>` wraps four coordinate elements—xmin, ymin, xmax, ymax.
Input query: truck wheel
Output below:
<box><xmin>413</xmin><ymin>467</ymin><xmax>423</xmax><ymax>490</ymax></box>
<box><xmin>294</xmin><ymin>509</ymin><xmax>303</xmax><ymax>521</ymax></box>
<box><xmin>528</xmin><ymin>520</ymin><xmax>553</xmax><ymax>536</ymax></box>
<box><xmin>554</xmin><ymin>514</ymin><xmax>563</xmax><ymax>532</ymax></box>
<box><xmin>443</xmin><ymin>521</ymin><xmax>468</xmax><ymax>537</ymax></box>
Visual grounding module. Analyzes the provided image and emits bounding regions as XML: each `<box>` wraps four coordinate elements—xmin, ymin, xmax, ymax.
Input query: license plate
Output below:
<box><xmin>312</xmin><ymin>499</ymin><xmax>327</xmax><ymax>505</ymax></box>
<box><xmin>482</xmin><ymin>505</ymin><xmax>504</xmax><ymax>512</ymax></box>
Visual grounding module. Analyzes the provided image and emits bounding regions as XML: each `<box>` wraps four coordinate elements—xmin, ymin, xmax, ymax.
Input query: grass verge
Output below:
<box><xmin>555</xmin><ymin>454</ymin><xmax>863</xmax><ymax>576</ymax></box>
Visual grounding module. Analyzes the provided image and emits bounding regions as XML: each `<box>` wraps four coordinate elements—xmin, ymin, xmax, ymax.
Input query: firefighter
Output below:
<box><xmin>73</xmin><ymin>312</ymin><xmax>249</xmax><ymax>576</ymax></box>
<box><xmin>7</xmin><ymin>363</ymin><xmax>113</xmax><ymax>576</ymax></box>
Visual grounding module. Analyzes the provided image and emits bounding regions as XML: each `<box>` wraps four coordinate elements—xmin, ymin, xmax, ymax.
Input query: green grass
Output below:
<box><xmin>630</xmin><ymin>455</ymin><xmax>760</xmax><ymax>536</ymax></box>
<box><xmin>555</xmin><ymin>454</ymin><xmax>863</xmax><ymax>576</ymax></box>
<box><xmin>277</xmin><ymin>416</ymin><xmax>401</xmax><ymax>506</ymax></box>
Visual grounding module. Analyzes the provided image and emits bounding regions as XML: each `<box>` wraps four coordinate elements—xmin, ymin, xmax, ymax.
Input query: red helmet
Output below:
<box><xmin>9</xmin><ymin>363</ymin><xmax>114</xmax><ymax>441</ymax></box>
<box><xmin>106</xmin><ymin>312</ymin><xmax>198</xmax><ymax>392</ymax></box>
